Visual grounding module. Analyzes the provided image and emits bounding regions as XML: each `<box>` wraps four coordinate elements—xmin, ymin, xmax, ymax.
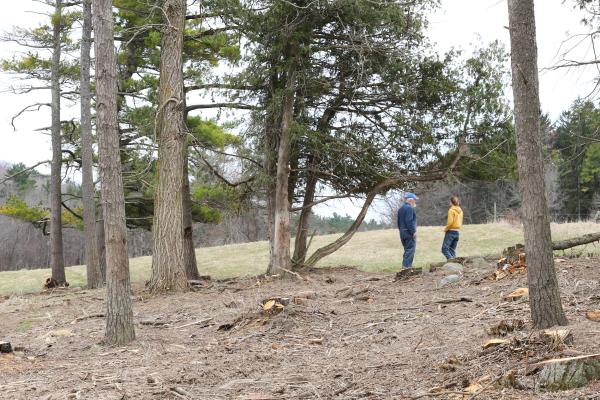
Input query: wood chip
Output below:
<box><xmin>504</xmin><ymin>287</ymin><xmax>529</xmax><ymax>301</ymax></box>
<box><xmin>585</xmin><ymin>310</ymin><xmax>600</xmax><ymax>322</ymax></box>
<box><xmin>482</xmin><ymin>338</ymin><xmax>510</xmax><ymax>349</ymax></box>
<box><xmin>308</xmin><ymin>337</ymin><xmax>324</xmax><ymax>345</ymax></box>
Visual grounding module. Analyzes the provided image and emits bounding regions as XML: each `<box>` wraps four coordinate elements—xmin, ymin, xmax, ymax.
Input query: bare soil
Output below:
<box><xmin>1</xmin><ymin>257</ymin><xmax>600</xmax><ymax>400</ymax></box>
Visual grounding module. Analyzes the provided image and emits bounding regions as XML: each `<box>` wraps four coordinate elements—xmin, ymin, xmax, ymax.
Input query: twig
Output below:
<box><xmin>429</xmin><ymin>297</ymin><xmax>473</xmax><ymax>305</ymax></box>
<box><xmin>139</xmin><ymin>320</ymin><xmax>171</xmax><ymax>327</ymax></box>
<box><xmin>170</xmin><ymin>387</ymin><xmax>191</xmax><ymax>398</ymax></box>
<box><xmin>172</xmin><ymin>318</ymin><xmax>213</xmax><ymax>330</ymax></box>
<box><xmin>412</xmin><ymin>335</ymin><xmax>424</xmax><ymax>352</ymax></box>
<box><xmin>279</xmin><ymin>267</ymin><xmax>306</xmax><ymax>280</ymax></box>
<box><xmin>70</xmin><ymin>313</ymin><xmax>105</xmax><ymax>324</ymax></box>
<box><xmin>332</xmin><ymin>382</ymin><xmax>355</xmax><ymax>396</ymax></box>
<box><xmin>410</xmin><ymin>391</ymin><xmax>470</xmax><ymax>399</ymax></box>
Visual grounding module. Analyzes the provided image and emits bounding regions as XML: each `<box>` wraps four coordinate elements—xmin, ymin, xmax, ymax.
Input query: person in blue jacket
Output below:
<box><xmin>397</xmin><ymin>192</ymin><xmax>418</xmax><ymax>271</ymax></box>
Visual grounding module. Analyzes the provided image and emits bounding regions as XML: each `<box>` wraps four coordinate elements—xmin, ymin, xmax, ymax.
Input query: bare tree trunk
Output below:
<box><xmin>81</xmin><ymin>0</ymin><xmax>102</xmax><ymax>288</ymax></box>
<box><xmin>50</xmin><ymin>0</ymin><xmax>66</xmax><ymax>285</ymax></box>
<box><xmin>264</xmin><ymin>70</ymin><xmax>279</xmax><ymax>275</ymax></box>
<box><xmin>183</xmin><ymin>153</ymin><xmax>200</xmax><ymax>280</ymax></box>
<box><xmin>267</xmin><ymin>45</ymin><xmax>298</xmax><ymax>276</ymax></box>
<box><xmin>292</xmin><ymin>101</ymin><xmax>340</xmax><ymax>268</ymax></box>
<box><xmin>507</xmin><ymin>0</ymin><xmax>567</xmax><ymax>328</ymax></box>
<box><xmin>292</xmin><ymin>160</ymin><xmax>317</xmax><ymax>267</ymax></box>
<box><xmin>149</xmin><ymin>0</ymin><xmax>188</xmax><ymax>292</ymax></box>
<box><xmin>94</xmin><ymin>0</ymin><xmax>135</xmax><ymax>345</ymax></box>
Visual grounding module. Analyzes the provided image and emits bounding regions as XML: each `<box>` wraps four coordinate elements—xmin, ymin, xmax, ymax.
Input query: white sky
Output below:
<box><xmin>0</xmin><ymin>0</ymin><xmax>598</xmax><ymax>219</ymax></box>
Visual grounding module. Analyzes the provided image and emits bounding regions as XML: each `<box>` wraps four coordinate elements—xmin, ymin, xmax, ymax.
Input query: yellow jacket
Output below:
<box><xmin>444</xmin><ymin>205</ymin><xmax>463</xmax><ymax>232</ymax></box>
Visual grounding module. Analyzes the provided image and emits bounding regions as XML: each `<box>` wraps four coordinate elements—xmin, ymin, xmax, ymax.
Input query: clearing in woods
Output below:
<box><xmin>0</xmin><ymin>258</ymin><xmax>600</xmax><ymax>400</ymax></box>
<box><xmin>1</xmin><ymin>221</ymin><xmax>599</xmax><ymax>296</ymax></box>
<box><xmin>1</xmin><ymin>253</ymin><xmax>600</xmax><ymax>398</ymax></box>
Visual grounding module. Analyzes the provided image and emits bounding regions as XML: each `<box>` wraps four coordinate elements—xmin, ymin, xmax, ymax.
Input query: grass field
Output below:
<box><xmin>1</xmin><ymin>221</ymin><xmax>599</xmax><ymax>296</ymax></box>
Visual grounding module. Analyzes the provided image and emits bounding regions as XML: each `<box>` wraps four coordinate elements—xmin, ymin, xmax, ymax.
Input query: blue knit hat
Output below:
<box><xmin>404</xmin><ymin>192</ymin><xmax>419</xmax><ymax>200</ymax></box>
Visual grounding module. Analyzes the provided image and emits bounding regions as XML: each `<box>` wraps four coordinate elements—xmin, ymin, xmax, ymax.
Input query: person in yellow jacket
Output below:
<box><xmin>441</xmin><ymin>196</ymin><xmax>463</xmax><ymax>260</ymax></box>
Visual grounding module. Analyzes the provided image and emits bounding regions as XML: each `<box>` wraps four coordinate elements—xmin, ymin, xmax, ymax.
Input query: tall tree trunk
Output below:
<box><xmin>267</xmin><ymin>45</ymin><xmax>298</xmax><ymax>276</ymax></box>
<box><xmin>81</xmin><ymin>0</ymin><xmax>102</xmax><ymax>288</ymax></box>
<box><xmin>50</xmin><ymin>0</ymin><xmax>66</xmax><ymax>285</ymax></box>
<box><xmin>292</xmin><ymin>98</ymin><xmax>341</xmax><ymax>268</ymax></box>
<box><xmin>96</xmin><ymin>207</ymin><xmax>107</xmax><ymax>282</ymax></box>
<box><xmin>183</xmin><ymin>153</ymin><xmax>200</xmax><ymax>280</ymax></box>
<box><xmin>149</xmin><ymin>0</ymin><xmax>188</xmax><ymax>292</ymax></box>
<box><xmin>507</xmin><ymin>0</ymin><xmax>567</xmax><ymax>328</ymax></box>
<box><xmin>94</xmin><ymin>0</ymin><xmax>135</xmax><ymax>345</ymax></box>
<box><xmin>264</xmin><ymin>69</ymin><xmax>280</xmax><ymax>275</ymax></box>
<box><xmin>292</xmin><ymin>157</ymin><xmax>317</xmax><ymax>267</ymax></box>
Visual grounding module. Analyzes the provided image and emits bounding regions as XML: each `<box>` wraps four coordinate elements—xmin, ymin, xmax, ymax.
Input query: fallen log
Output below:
<box><xmin>534</xmin><ymin>353</ymin><xmax>600</xmax><ymax>390</ymax></box>
<box><xmin>552</xmin><ymin>232</ymin><xmax>600</xmax><ymax>251</ymax></box>
<box><xmin>500</xmin><ymin>232</ymin><xmax>600</xmax><ymax>259</ymax></box>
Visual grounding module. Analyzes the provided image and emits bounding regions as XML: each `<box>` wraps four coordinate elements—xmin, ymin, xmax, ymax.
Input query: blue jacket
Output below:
<box><xmin>397</xmin><ymin>203</ymin><xmax>417</xmax><ymax>235</ymax></box>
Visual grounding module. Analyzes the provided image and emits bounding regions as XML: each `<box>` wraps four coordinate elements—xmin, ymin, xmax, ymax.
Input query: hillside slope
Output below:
<box><xmin>1</xmin><ymin>221</ymin><xmax>598</xmax><ymax>296</ymax></box>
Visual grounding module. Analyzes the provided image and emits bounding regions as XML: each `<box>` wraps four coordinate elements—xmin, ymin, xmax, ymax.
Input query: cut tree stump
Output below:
<box><xmin>0</xmin><ymin>341</ymin><xmax>12</xmax><ymax>353</ymax></box>
<box><xmin>502</xmin><ymin>244</ymin><xmax>525</xmax><ymax>264</ymax></box>
<box><xmin>535</xmin><ymin>354</ymin><xmax>600</xmax><ymax>390</ymax></box>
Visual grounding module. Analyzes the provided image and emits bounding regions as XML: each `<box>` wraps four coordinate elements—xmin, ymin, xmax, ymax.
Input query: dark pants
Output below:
<box><xmin>442</xmin><ymin>230</ymin><xmax>460</xmax><ymax>260</ymax></box>
<box><xmin>400</xmin><ymin>230</ymin><xmax>416</xmax><ymax>269</ymax></box>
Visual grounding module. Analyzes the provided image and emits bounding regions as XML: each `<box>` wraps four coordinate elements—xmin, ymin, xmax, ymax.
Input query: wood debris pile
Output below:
<box><xmin>492</xmin><ymin>244</ymin><xmax>527</xmax><ymax>280</ymax></box>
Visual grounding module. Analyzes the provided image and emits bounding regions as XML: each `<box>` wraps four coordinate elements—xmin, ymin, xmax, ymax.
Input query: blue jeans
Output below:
<box><xmin>400</xmin><ymin>230</ymin><xmax>416</xmax><ymax>268</ymax></box>
<box><xmin>442</xmin><ymin>230</ymin><xmax>460</xmax><ymax>260</ymax></box>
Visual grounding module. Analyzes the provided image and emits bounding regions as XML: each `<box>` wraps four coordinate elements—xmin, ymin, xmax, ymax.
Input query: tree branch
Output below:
<box><xmin>185</xmin><ymin>103</ymin><xmax>260</xmax><ymax>112</ymax></box>
<box><xmin>0</xmin><ymin>161</ymin><xmax>49</xmax><ymax>186</ymax></box>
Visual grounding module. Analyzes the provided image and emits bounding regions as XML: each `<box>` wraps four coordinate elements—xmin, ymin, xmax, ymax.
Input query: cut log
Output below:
<box><xmin>535</xmin><ymin>353</ymin><xmax>600</xmax><ymax>391</ymax></box>
<box><xmin>0</xmin><ymin>341</ymin><xmax>12</xmax><ymax>353</ymax></box>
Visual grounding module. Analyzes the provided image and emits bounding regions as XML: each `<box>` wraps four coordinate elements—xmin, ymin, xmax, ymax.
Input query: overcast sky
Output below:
<box><xmin>0</xmin><ymin>0</ymin><xmax>598</xmax><ymax>218</ymax></box>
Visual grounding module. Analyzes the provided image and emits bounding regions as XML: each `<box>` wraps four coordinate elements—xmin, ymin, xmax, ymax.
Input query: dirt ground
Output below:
<box><xmin>1</xmin><ymin>256</ymin><xmax>600</xmax><ymax>400</ymax></box>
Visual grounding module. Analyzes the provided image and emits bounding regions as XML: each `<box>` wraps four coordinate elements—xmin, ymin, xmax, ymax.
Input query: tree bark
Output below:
<box><xmin>94</xmin><ymin>0</ymin><xmax>135</xmax><ymax>345</ymax></box>
<box><xmin>292</xmin><ymin>158</ymin><xmax>317</xmax><ymax>267</ymax></box>
<box><xmin>267</xmin><ymin>44</ymin><xmax>298</xmax><ymax>276</ymax></box>
<box><xmin>96</xmin><ymin>208</ymin><xmax>107</xmax><ymax>282</ymax></box>
<box><xmin>536</xmin><ymin>354</ymin><xmax>600</xmax><ymax>390</ymax></box>
<box><xmin>149</xmin><ymin>0</ymin><xmax>188</xmax><ymax>292</ymax></box>
<box><xmin>50</xmin><ymin>0</ymin><xmax>66</xmax><ymax>285</ymax></box>
<box><xmin>81</xmin><ymin>0</ymin><xmax>102</xmax><ymax>288</ymax></box>
<box><xmin>292</xmin><ymin>98</ymin><xmax>342</xmax><ymax>268</ymax></box>
<box><xmin>507</xmin><ymin>0</ymin><xmax>567</xmax><ymax>328</ymax></box>
<box><xmin>264</xmin><ymin>67</ymin><xmax>280</xmax><ymax>275</ymax></box>
<box><xmin>183</xmin><ymin>153</ymin><xmax>200</xmax><ymax>280</ymax></box>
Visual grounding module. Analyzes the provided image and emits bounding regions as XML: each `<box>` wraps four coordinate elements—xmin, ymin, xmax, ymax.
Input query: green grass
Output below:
<box><xmin>1</xmin><ymin>221</ymin><xmax>599</xmax><ymax>296</ymax></box>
